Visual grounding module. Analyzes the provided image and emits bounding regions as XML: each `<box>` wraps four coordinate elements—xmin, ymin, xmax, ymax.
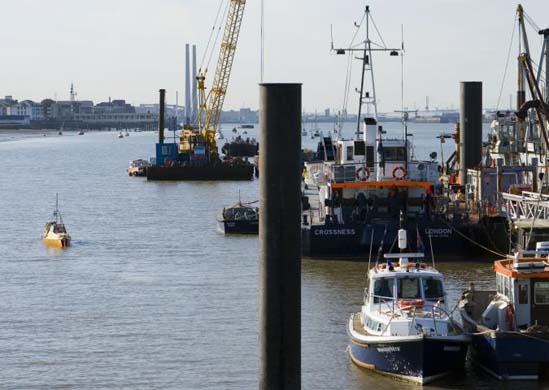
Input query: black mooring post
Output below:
<box><xmin>259</xmin><ymin>83</ymin><xmax>302</xmax><ymax>390</ymax></box>
<box><xmin>459</xmin><ymin>81</ymin><xmax>482</xmax><ymax>186</ymax></box>
<box><xmin>158</xmin><ymin>88</ymin><xmax>166</xmax><ymax>144</ymax></box>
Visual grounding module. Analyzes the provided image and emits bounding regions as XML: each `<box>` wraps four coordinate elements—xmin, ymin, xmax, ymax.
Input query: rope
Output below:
<box><xmin>438</xmin><ymin>218</ymin><xmax>506</xmax><ymax>258</ymax></box>
<box><xmin>496</xmin><ymin>17</ymin><xmax>517</xmax><ymax>110</ymax></box>
<box><xmin>470</xmin><ymin>329</ymin><xmax>549</xmax><ymax>343</ymax></box>
<box><xmin>369</xmin><ymin>14</ymin><xmax>387</xmax><ymax>49</ymax></box>
<box><xmin>341</xmin><ymin>13</ymin><xmax>365</xmax><ymax>129</ymax></box>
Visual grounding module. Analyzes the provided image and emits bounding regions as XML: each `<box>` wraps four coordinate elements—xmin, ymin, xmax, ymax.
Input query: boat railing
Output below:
<box><xmin>365</xmin><ymin>291</ymin><xmax>453</xmax><ymax>333</ymax></box>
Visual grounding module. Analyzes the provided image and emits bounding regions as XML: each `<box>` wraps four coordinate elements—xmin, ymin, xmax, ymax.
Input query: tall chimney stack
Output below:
<box><xmin>192</xmin><ymin>45</ymin><xmax>198</xmax><ymax>124</ymax></box>
<box><xmin>185</xmin><ymin>44</ymin><xmax>192</xmax><ymax>126</ymax></box>
<box><xmin>159</xmin><ymin>89</ymin><xmax>166</xmax><ymax>144</ymax></box>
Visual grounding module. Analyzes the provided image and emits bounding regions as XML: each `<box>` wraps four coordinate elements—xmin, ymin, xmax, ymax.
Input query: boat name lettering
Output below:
<box><xmin>376</xmin><ymin>346</ymin><xmax>400</xmax><ymax>352</ymax></box>
<box><xmin>314</xmin><ymin>228</ymin><xmax>356</xmax><ymax>236</ymax></box>
<box><xmin>424</xmin><ymin>228</ymin><xmax>452</xmax><ymax>236</ymax></box>
<box><xmin>443</xmin><ymin>346</ymin><xmax>460</xmax><ymax>352</ymax></box>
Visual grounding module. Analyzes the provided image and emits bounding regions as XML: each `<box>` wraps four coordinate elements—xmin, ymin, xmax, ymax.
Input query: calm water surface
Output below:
<box><xmin>0</xmin><ymin>125</ymin><xmax>544</xmax><ymax>389</ymax></box>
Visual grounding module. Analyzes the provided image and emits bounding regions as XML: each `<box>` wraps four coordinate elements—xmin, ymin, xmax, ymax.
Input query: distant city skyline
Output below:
<box><xmin>1</xmin><ymin>0</ymin><xmax>548</xmax><ymax>112</ymax></box>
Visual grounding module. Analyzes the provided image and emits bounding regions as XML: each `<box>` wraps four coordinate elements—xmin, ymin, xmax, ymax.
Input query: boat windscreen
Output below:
<box><xmin>373</xmin><ymin>278</ymin><xmax>394</xmax><ymax>303</ymax></box>
<box><xmin>397</xmin><ymin>278</ymin><xmax>421</xmax><ymax>299</ymax></box>
<box><xmin>422</xmin><ymin>278</ymin><xmax>444</xmax><ymax>300</ymax></box>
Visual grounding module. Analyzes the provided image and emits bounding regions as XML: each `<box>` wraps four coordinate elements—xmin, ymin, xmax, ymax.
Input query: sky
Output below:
<box><xmin>0</xmin><ymin>0</ymin><xmax>548</xmax><ymax>113</ymax></box>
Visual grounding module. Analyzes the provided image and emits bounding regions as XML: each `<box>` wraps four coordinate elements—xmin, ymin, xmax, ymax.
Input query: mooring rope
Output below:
<box><xmin>438</xmin><ymin>218</ymin><xmax>506</xmax><ymax>258</ymax></box>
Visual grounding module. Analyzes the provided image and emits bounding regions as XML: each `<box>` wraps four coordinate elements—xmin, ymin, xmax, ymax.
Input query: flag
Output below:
<box><xmin>377</xmin><ymin>138</ymin><xmax>385</xmax><ymax>173</ymax></box>
<box><xmin>416</xmin><ymin>227</ymin><xmax>425</xmax><ymax>253</ymax></box>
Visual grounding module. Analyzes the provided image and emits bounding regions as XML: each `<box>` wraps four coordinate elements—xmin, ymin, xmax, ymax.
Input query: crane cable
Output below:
<box><xmin>200</xmin><ymin>0</ymin><xmax>228</xmax><ymax>70</ymax></box>
<box><xmin>523</xmin><ymin>10</ymin><xmax>541</xmax><ymax>34</ymax></box>
<box><xmin>206</xmin><ymin>0</ymin><xmax>231</xmax><ymax>72</ymax></box>
<box><xmin>496</xmin><ymin>17</ymin><xmax>518</xmax><ymax>110</ymax></box>
<box><xmin>199</xmin><ymin>0</ymin><xmax>226</xmax><ymax>71</ymax></box>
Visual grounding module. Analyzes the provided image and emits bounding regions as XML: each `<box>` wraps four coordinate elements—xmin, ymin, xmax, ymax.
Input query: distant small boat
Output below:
<box><xmin>42</xmin><ymin>194</ymin><xmax>71</xmax><ymax>248</ymax></box>
<box><xmin>77</xmin><ymin>130</ymin><xmax>85</xmax><ymax>135</ymax></box>
<box><xmin>232</xmin><ymin>127</ymin><xmax>238</xmax><ymax>133</ymax></box>
<box><xmin>127</xmin><ymin>159</ymin><xmax>150</xmax><ymax>177</ymax></box>
<box><xmin>215</xmin><ymin>130</ymin><xmax>225</xmax><ymax>140</ymax></box>
<box><xmin>217</xmin><ymin>198</ymin><xmax>259</xmax><ymax>234</ymax></box>
<box><xmin>240</xmin><ymin>124</ymin><xmax>254</xmax><ymax>129</ymax></box>
<box><xmin>118</xmin><ymin>132</ymin><xmax>124</xmax><ymax>138</ymax></box>
<box><xmin>302</xmin><ymin>129</ymin><xmax>308</xmax><ymax>136</ymax></box>
<box><xmin>243</xmin><ymin>130</ymin><xmax>248</xmax><ymax>135</ymax></box>
<box><xmin>58</xmin><ymin>131</ymin><xmax>63</xmax><ymax>135</ymax></box>
<box><xmin>125</xmin><ymin>131</ymin><xmax>130</xmax><ymax>137</ymax></box>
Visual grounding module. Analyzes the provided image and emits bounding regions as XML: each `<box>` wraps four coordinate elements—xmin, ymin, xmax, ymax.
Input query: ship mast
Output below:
<box><xmin>332</xmin><ymin>5</ymin><xmax>401</xmax><ymax>140</ymax></box>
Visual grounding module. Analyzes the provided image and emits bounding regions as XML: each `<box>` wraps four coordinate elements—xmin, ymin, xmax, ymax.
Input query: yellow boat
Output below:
<box><xmin>42</xmin><ymin>194</ymin><xmax>71</xmax><ymax>248</ymax></box>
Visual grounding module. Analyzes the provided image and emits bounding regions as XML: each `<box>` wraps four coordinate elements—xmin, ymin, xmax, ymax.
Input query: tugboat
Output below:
<box><xmin>459</xmin><ymin>244</ymin><xmax>549</xmax><ymax>380</ymax></box>
<box><xmin>348</xmin><ymin>222</ymin><xmax>469</xmax><ymax>384</ymax></box>
<box><xmin>42</xmin><ymin>194</ymin><xmax>71</xmax><ymax>248</ymax></box>
<box><xmin>217</xmin><ymin>197</ymin><xmax>258</xmax><ymax>234</ymax></box>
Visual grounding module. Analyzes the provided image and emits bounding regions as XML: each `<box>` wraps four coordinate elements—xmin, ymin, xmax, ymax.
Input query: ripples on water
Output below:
<box><xmin>0</xmin><ymin>126</ymin><xmax>542</xmax><ymax>389</ymax></box>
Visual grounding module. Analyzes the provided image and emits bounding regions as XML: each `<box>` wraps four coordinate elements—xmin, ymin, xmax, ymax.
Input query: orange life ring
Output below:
<box><xmin>505</xmin><ymin>304</ymin><xmax>515</xmax><ymax>330</ymax></box>
<box><xmin>398</xmin><ymin>299</ymin><xmax>424</xmax><ymax>309</ymax></box>
<box><xmin>356</xmin><ymin>166</ymin><xmax>370</xmax><ymax>181</ymax></box>
<box><xmin>392</xmin><ymin>166</ymin><xmax>407</xmax><ymax>180</ymax></box>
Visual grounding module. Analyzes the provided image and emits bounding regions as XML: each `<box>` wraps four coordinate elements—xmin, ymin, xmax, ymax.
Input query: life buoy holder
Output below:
<box><xmin>392</xmin><ymin>166</ymin><xmax>407</xmax><ymax>180</ymax></box>
<box><xmin>398</xmin><ymin>299</ymin><xmax>424</xmax><ymax>310</ymax></box>
<box><xmin>356</xmin><ymin>166</ymin><xmax>370</xmax><ymax>181</ymax></box>
<box><xmin>505</xmin><ymin>304</ymin><xmax>515</xmax><ymax>330</ymax></box>
<box><xmin>164</xmin><ymin>157</ymin><xmax>172</xmax><ymax>167</ymax></box>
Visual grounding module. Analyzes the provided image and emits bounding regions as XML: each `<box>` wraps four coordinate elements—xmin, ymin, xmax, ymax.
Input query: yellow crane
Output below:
<box><xmin>180</xmin><ymin>0</ymin><xmax>246</xmax><ymax>161</ymax></box>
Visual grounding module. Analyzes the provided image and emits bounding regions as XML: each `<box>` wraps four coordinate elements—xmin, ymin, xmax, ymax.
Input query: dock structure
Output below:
<box><xmin>503</xmin><ymin>191</ymin><xmax>549</xmax><ymax>221</ymax></box>
<box><xmin>259</xmin><ymin>83</ymin><xmax>301</xmax><ymax>390</ymax></box>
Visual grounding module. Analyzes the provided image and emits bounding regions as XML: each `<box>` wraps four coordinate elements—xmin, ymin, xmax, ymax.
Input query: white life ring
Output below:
<box><xmin>392</xmin><ymin>166</ymin><xmax>406</xmax><ymax>180</ymax></box>
<box><xmin>356</xmin><ymin>166</ymin><xmax>370</xmax><ymax>181</ymax></box>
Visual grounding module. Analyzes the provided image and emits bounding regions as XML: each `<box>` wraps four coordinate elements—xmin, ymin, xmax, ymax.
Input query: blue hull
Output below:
<box><xmin>349</xmin><ymin>337</ymin><xmax>468</xmax><ymax>384</ymax></box>
<box><xmin>470</xmin><ymin>332</ymin><xmax>549</xmax><ymax>379</ymax></box>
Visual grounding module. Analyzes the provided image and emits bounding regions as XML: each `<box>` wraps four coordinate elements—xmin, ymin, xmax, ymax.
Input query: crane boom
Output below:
<box><xmin>199</xmin><ymin>0</ymin><xmax>246</xmax><ymax>147</ymax></box>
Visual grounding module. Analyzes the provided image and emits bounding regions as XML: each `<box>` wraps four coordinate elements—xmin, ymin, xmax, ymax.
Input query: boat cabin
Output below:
<box><xmin>362</xmin><ymin>253</ymin><xmax>451</xmax><ymax>337</ymax></box>
<box><xmin>304</xmin><ymin>118</ymin><xmax>440</xmax><ymax>224</ymax></box>
<box><xmin>490</xmin><ymin>253</ymin><xmax>549</xmax><ymax>329</ymax></box>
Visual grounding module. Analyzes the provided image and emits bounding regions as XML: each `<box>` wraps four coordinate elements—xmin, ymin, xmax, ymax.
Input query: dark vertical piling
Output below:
<box><xmin>259</xmin><ymin>83</ymin><xmax>302</xmax><ymax>390</ymax></box>
<box><xmin>459</xmin><ymin>81</ymin><xmax>482</xmax><ymax>185</ymax></box>
<box><xmin>158</xmin><ymin>88</ymin><xmax>166</xmax><ymax>144</ymax></box>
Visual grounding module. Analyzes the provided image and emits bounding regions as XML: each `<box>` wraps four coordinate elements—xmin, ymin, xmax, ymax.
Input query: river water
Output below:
<box><xmin>0</xmin><ymin>124</ymin><xmax>543</xmax><ymax>389</ymax></box>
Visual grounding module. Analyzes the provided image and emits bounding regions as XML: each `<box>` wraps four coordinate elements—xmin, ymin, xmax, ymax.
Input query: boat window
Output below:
<box><xmin>518</xmin><ymin>282</ymin><xmax>528</xmax><ymax>304</ymax></box>
<box><xmin>422</xmin><ymin>278</ymin><xmax>444</xmax><ymax>300</ymax></box>
<box><xmin>534</xmin><ymin>282</ymin><xmax>549</xmax><ymax>305</ymax></box>
<box><xmin>397</xmin><ymin>278</ymin><xmax>421</xmax><ymax>299</ymax></box>
<box><xmin>347</xmin><ymin>146</ymin><xmax>354</xmax><ymax>161</ymax></box>
<box><xmin>373</xmin><ymin>278</ymin><xmax>394</xmax><ymax>303</ymax></box>
<box><xmin>365</xmin><ymin>146</ymin><xmax>374</xmax><ymax>167</ymax></box>
<box><xmin>383</xmin><ymin>147</ymin><xmax>406</xmax><ymax>162</ymax></box>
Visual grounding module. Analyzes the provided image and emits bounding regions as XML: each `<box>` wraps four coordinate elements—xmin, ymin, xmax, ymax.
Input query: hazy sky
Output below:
<box><xmin>1</xmin><ymin>0</ymin><xmax>548</xmax><ymax>113</ymax></box>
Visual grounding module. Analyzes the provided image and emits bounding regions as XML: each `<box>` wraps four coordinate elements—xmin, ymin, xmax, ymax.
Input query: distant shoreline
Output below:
<box><xmin>0</xmin><ymin>128</ymin><xmax>90</xmax><ymax>142</ymax></box>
